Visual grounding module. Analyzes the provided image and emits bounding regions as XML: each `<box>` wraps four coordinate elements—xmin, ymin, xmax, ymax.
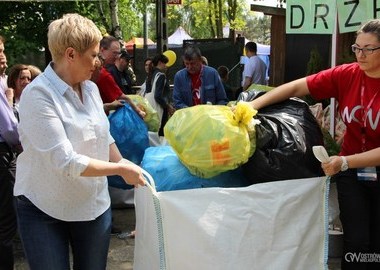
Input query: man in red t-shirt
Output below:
<box><xmin>95</xmin><ymin>36</ymin><xmax>144</xmax><ymax>117</ymax></box>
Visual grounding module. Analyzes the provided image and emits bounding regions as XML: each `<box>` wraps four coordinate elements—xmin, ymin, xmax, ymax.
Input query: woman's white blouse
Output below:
<box><xmin>14</xmin><ymin>63</ymin><xmax>114</xmax><ymax>221</ymax></box>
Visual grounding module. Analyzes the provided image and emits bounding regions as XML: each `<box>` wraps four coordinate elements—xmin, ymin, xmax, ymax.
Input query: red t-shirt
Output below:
<box><xmin>96</xmin><ymin>67</ymin><xmax>123</xmax><ymax>104</ymax></box>
<box><xmin>306</xmin><ymin>62</ymin><xmax>380</xmax><ymax>155</ymax></box>
<box><xmin>190</xmin><ymin>72</ymin><xmax>201</xmax><ymax>105</ymax></box>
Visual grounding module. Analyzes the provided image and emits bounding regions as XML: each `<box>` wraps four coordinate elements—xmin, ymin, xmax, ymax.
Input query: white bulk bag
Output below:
<box><xmin>134</xmin><ymin>173</ymin><xmax>329</xmax><ymax>270</ymax></box>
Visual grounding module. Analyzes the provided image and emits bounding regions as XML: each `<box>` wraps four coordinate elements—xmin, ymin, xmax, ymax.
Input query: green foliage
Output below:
<box><xmin>117</xmin><ymin>0</ymin><xmax>150</xmax><ymax>39</ymax></box>
<box><xmin>0</xmin><ymin>0</ymin><xmax>270</xmax><ymax>66</ymax></box>
<box><xmin>0</xmin><ymin>1</ymin><xmax>98</xmax><ymax>67</ymax></box>
<box><xmin>303</xmin><ymin>47</ymin><xmax>325</xmax><ymax>106</ymax></box>
<box><xmin>166</xmin><ymin>4</ymin><xmax>193</xmax><ymax>38</ymax></box>
<box><xmin>322</xmin><ymin>128</ymin><xmax>341</xmax><ymax>156</ymax></box>
<box><xmin>243</xmin><ymin>13</ymin><xmax>271</xmax><ymax>44</ymax></box>
<box><xmin>166</xmin><ymin>0</ymin><xmax>247</xmax><ymax>39</ymax></box>
<box><xmin>306</xmin><ymin>47</ymin><xmax>323</xmax><ymax>75</ymax></box>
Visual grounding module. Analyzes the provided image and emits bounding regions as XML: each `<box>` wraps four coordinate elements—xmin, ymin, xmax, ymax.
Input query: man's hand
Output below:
<box><xmin>137</xmin><ymin>109</ymin><xmax>146</xmax><ymax>118</ymax></box>
<box><xmin>103</xmin><ymin>100</ymin><xmax>124</xmax><ymax>114</ymax></box>
<box><xmin>120</xmin><ymin>94</ymin><xmax>146</xmax><ymax>118</ymax></box>
<box><xmin>167</xmin><ymin>104</ymin><xmax>176</xmax><ymax>116</ymax></box>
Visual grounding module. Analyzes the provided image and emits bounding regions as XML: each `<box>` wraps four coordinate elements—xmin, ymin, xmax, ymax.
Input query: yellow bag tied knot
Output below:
<box><xmin>164</xmin><ymin>104</ymin><xmax>258</xmax><ymax>178</ymax></box>
<box><xmin>234</xmin><ymin>101</ymin><xmax>257</xmax><ymax>126</ymax></box>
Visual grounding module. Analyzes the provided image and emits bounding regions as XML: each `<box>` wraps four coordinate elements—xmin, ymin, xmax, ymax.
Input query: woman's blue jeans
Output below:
<box><xmin>16</xmin><ymin>196</ymin><xmax>112</xmax><ymax>270</ymax></box>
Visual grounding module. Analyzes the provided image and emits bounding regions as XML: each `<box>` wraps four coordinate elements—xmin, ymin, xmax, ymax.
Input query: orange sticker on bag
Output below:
<box><xmin>210</xmin><ymin>139</ymin><xmax>231</xmax><ymax>165</ymax></box>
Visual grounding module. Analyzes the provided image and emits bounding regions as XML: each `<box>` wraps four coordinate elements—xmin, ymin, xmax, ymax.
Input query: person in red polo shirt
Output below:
<box><xmin>95</xmin><ymin>35</ymin><xmax>145</xmax><ymax>118</ymax></box>
<box><xmin>247</xmin><ymin>19</ymin><xmax>380</xmax><ymax>270</ymax></box>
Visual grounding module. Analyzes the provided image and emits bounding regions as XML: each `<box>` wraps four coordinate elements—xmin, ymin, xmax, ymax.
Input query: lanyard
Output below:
<box><xmin>191</xmin><ymin>65</ymin><xmax>203</xmax><ymax>105</ymax></box>
<box><xmin>191</xmin><ymin>65</ymin><xmax>204</xmax><ymax>90</ymax></box>
<box><xmin>360</xmin><ymin>78</ymin><xmax>379</xmax><ymax>152</ymax></box>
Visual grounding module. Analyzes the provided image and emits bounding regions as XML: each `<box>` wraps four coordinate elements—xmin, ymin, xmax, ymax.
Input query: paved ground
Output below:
<box><xmin>13</xmin><ymin>207</ymin><xmax>341</xmax><ymax>270</ymax></box>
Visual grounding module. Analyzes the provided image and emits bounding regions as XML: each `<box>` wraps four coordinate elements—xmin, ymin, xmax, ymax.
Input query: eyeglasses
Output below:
<box><xmin>351</xmin><ymin>45</ymin><xmax>380</xmax><ymax>55</ymax></box>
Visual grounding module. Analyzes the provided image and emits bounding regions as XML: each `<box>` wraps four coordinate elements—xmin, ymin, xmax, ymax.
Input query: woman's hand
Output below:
<box><xmin>321</xmin><ymin>156</ymin><xmax>343</xmax><ymax>176</ymax></box>
<box><xmin>118</xmin><ymin>159</ymin><xmax>145</xmax><ymax>187</ymax></box>
<box><xmin>5</xmin><ymin>87</ymin><xmax>14</xmax><ymax>106</ymax></box>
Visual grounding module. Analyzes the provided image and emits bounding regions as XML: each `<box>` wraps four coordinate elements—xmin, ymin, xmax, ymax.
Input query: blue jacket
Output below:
<box><xmin>173</xmin><ymin>65</ymin><xmax>228</xmax><ymax>109</ymax></box>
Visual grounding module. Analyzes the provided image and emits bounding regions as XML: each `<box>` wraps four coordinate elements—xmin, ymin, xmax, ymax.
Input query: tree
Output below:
<box><xmin>0</xmin><ymin>0</ymin><xmax>270</xmax><ymax>67</ymax></box>
<box><xmin>167</xmin><ymin>0</ymin><xmax>246</xmax><ymax>39</ymax></box>
<box><xmin>0</xmin><ymin>1</ymin><xmax>99</xmax><ymax>67</ymax></box>
<box><xmin>106</xmin><ymin>0</ymin><xmax>153</xmax><ymax>40</ymax></box>
<box><xmin>0</xmin><ymin>0</ymin><xmax>155</xmax><ymax>66</ymax></box>
<box><xmin>243</xmin><ymin>13</ymin><xmax>271</xmax><ymax>44</ymax></box>
<box><xmin>303</xmin><ymin>47</ymin><xmax>326</xmax><ymax>106</ymax></box>
<box><xmin>109</xmin><ymin>0</ymin><xmax>120</xmax><ymax>38</ymax></box>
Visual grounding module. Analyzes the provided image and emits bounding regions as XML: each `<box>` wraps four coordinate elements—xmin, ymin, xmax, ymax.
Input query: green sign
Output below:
<box><xmin>337</xmin><ymin>0</ymin><xmax>368</xmax><ymax>33</ymax></box>
<box><xmin>286</xmin><ymin>0</ymin><xmax>336</xmax><ymax>34</ymax></box>
<box><xmin>286</xmin><ymin>0</ymin><xmax>380</xmax><ymax>34</ymax></box>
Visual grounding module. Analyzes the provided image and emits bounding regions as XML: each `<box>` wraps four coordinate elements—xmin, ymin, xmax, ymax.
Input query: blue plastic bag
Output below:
<box><xmin>141</xmin><ymin>146</ymin><xmax>250</xmax><ymax>192</ymax></box>
<box><xmin>108</xmin><ymin>104</ymin><xmax>150</xmax><ymax>189</ymax></box>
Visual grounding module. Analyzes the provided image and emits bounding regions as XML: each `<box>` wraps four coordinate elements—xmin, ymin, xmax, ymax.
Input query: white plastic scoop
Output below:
<box><xmin>312</xmin><ymin>145</ymin><xmax>330</xmax><ymax>163</ymax></box>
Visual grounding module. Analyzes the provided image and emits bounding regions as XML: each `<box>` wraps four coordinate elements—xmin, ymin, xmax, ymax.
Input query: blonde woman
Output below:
<box><xmin>14</xmin><ymin>13</ymin><xmax>145</xmax><ymax>269</ymax></box>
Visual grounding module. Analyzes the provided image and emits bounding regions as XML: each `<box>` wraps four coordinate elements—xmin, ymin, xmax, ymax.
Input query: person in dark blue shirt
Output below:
<box><xmin>173</xmin><ymin>45</ymin><xmax>228</xmax><ymax>109</ymax></box>
<box><xmin>107</xmin><ymin>50</ymin><xmax>135</xmax><ymax>94</ymax></box>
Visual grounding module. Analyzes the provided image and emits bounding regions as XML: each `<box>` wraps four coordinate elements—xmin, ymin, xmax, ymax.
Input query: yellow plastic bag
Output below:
<box><xmin>128</xmin><ymin>95</ymin><xmax>160</xmax><ymax>132</ymax></box>
<box><xmin>164</xmin><ymin>103</ymin><xmax>257</xmax><ymax>178</ymax></box>
<box><xmin>247</xmin><ymin>83</ymin><xmax>274</xmax><ymax>92</ymax></box>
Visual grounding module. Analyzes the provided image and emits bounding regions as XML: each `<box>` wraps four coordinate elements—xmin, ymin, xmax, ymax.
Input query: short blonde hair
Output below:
<box><xmin>48</xmin><ymin>13</ymin><xmax>102</xmax><ymax>62</ymax></box>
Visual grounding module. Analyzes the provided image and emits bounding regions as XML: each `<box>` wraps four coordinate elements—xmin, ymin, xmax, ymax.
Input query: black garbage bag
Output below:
<box><xmin>238</xmin><ymin>90</ymin><xmax>324</xmax><ymax>184</ymax></box>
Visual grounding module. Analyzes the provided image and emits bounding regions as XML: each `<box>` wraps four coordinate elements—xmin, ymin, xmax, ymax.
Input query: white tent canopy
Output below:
<box><xmin>168</xmin><ymin>26</ymin><xmax>193</xmax><ymax>45</ymax></box>
<box><xmin>223</xmin><ymin>25</ymin><xmax>270</xmax><ymax>55</ymax></box>
<box><xmin>245</xmin><ymin>38</ymin><xmax>270</xmax><ymax>55</ymax></box>
<box><xmin>257</xmin><ymin>43</ymin><xmax>270</xmax><ymax>55</ymax></box>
